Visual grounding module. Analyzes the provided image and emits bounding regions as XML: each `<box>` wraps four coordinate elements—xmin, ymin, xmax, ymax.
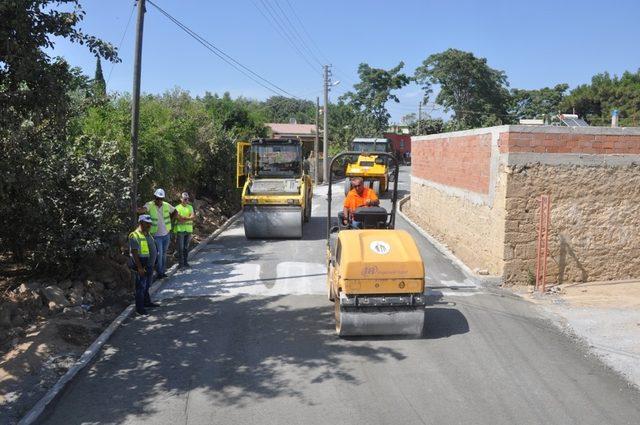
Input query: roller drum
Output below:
<box><xmin>243</xmin><ymin>205</ymin><xmax>303</xmax><ymax>239</ymax></box>
<box><xmin>335</xmin><ymin>304</ymin><xmax>425</xmax><ymax>337</ymax></box>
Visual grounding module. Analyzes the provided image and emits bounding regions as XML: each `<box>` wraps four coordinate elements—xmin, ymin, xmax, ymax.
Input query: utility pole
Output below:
<box><xmin>323</xmin><ymin>64</ymin><xmax>331</xmax><ymax>184</ymax></box>
<box><xmin>130</xmin><ymin>0</ymin><xmax>146</xmax><ymax>224</ymax></box>
<box><xmin>417</xmin><ymin>102</ymin><xmax>422</xmax><ymax>135</ymax></box>
<box><xmin>314</xmin><ymin>96</ymin><xmax>320</xmax><ymax>183</ymax></box>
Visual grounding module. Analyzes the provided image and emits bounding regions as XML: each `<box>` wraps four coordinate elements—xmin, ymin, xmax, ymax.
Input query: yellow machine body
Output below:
<box><xmin>344</xmin><ymin>154</ymin><xmax>389</xmax><ymax>193</ymax></box>
<box><xmin>237</xmin><ymin>139</ymin><xmax>313</xmax><ymax>238</ymax></box>
<box><xmin>328</xmin><ymin>229</ymin><xmax>425</xmax><ymax>299</ymax></box>
<box><xmin>327</xmin><ymin>228</ymin><xmax>426</xmax><ymax>336</ymax></box>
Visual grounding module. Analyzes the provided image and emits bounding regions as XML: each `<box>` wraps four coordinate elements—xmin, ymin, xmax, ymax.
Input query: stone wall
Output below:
<box><xmin>409</xmin><ymin>128</ymin><xmax>506</xmax><ymax>275</ymax></box>
<box><xmin>410</xmin><ymin>125</ymin><xmax>640</xmax><ymax>285</ymax></box>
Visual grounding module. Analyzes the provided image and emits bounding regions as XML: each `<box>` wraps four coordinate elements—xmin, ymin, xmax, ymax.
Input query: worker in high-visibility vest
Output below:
<box><xmin>175</xmin><ymin>192</ymin><xmax>195</xmax><ymax>268</ymax></box>
<box><xmin>128</xmin><ymin>215</ymin><xmax>159</xmax><ymax>315</ymax></box>
<box><xmin>138</xmin><ymin>188</ymin><xmax>177</xmax><ymax>279</ymax></box>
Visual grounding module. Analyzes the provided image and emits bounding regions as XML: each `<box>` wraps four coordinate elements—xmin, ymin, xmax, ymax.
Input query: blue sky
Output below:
<box><xmin>51</xmin><ymin>0</ymin><xmax>640</xmax><ymax>122</ymax></box>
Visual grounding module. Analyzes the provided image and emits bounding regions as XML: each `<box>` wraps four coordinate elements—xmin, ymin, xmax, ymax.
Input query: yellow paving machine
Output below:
<box><xmin>344</xmin><ymin>138</ymin><xmax>393</xmax><ymax>195</ymax></box>
<box><xmin>327</xmin><ymin>152</ymin><xmax>426</xmax><ymax>336</ymax></box>
<box><xmin>236</xmin><ymin>139</ymin><xmax>313</xmax><ymax>239</ymax></box>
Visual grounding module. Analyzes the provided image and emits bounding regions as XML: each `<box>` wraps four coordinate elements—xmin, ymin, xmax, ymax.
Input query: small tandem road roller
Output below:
<box><xmin>236</xmin><ymin>138</ymin><xmax>313</xmax><ymax>239</ymax></box>
<box><xmin>327</xmin><ymin>151</ymin><xmax>426</xmax><ymax>336</ymax></box>
<box><xmin>343</xmin><ymin>138</ymin><xmax>393</xmax><ymax>196</ymax></box>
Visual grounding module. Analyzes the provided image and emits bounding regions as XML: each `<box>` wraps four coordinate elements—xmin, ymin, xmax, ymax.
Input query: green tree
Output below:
<box><xmin>510</xmin><ymin>84</ymin><xmax>568</xmax><ymax>122</ymax></box>
<box><xmin>401</xmin><ymin>113</ymin><xmax>417</xmax><ymax>125</ymax></box>
<box><xmin>409</xmin><ymin>118</ymin><xmax>445</xmax><ymax>135</ymax></box>
<box><xmin>0</xmin><ymin>0</ymin><xmax>119</xmax><ymax>264</ymax></box>
<box><xmin>562</xmin><ymin>71</ymin><xmax>640</xmax><ymax>126</ymax></box>
<box><xmin>92</xmin><ymin>56</ymin><xmax>106</xmax><ymax>97</ymax></box>
<box><xmin>259</xmin><ymin>96</ymin><xmax>315</xmax><ymax>124</ymax></box>
<box><xmin>327</xmin><ymin>101</ymin><xmax>378</xmax><ymax>154</ymax></box>
<box><xmin>414</xmin><ymin>49</ymin><xmax>512</xmax><ymax>128</ymax></box>
<box><xmin>340</xmin><ymin>62</ymin><xmax>410</xmax><ymax>135</ymax></box>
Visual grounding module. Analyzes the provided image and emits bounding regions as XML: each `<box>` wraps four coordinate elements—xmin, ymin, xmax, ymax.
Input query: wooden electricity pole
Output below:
<box><xmin>314</xmin><ymin>96</ymin><xmax>320</xmax><ymax>182</ymax></box>
<box><xmin>130</xmin><ymin>0</ymin><xmax>146</xmax><ymax>224</ymax></box>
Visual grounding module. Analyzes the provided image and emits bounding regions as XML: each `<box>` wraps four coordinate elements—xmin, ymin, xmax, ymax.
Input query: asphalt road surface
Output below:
<box><xmin>40</xmin><ymin>168</ymin><xmax>640</xmax><ymax>425</ymax></box>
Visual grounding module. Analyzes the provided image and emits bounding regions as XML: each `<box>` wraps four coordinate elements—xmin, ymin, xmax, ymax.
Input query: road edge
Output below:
<box><xmin>18</xmin><ymin>210</ymin><xmax>243</xmax><ymax>425</ymax></box>
<box><xmin>396</xmin><ymin>195</ymin><xmax>500</xmax><ymax>287</ymax></box>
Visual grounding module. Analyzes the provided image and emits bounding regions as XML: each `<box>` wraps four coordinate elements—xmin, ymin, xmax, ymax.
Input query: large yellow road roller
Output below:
<box><xmin>236</xmin><ymin>139</ymin><xmax>313</xmax><ymax>239</ymax></box>
<box><xmin>344</xmin><ymin>138</ymin><xmax>393</xmax><ymax>195</ymax></box>
<box><xmin>327</xmin><ymin>151</ymin><xmax>426</xmax><ymax>336</ymax></box>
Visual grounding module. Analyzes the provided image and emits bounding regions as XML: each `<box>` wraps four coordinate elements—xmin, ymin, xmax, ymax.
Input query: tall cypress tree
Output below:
<box><xmin>93</xmin><ymin>56</ymin><xmax>106</xmax><ymax>96</ymax></box>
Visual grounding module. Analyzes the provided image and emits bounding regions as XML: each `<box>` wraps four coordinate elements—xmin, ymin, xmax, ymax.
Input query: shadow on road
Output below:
<box><xmin>40</xmin><ymin>295</ymin><xmax>431</xmax><ymax>424</ymax></box>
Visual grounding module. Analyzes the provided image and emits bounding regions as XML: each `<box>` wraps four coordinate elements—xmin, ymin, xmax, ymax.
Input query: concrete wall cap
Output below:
<box><xmin>412</xmin><ymin>125</ymin><xmax>640</xmax><ymax>142</ymax></box>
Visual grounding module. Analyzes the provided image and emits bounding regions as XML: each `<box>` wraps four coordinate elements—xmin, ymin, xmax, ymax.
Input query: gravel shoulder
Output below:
<box><xmin>514</xmin><ymin>280</ymin><xmax>640</xmax><ymax>389</ymax></box>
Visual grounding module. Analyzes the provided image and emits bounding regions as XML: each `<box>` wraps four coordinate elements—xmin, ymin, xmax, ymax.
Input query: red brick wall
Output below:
<box><xmin>412</xmin><ymin>133</ymin><xmax>492</xmax><ymax>194</ymax></box>
<box><xmin>499</xmin><ymin>132</ymin><xmax>640</xmax><ymax>154</ymax></box>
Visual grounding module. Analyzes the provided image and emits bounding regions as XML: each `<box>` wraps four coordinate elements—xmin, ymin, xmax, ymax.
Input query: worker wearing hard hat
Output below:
<box><xmin>129</xmin><ymin>215</ymin><xmax>159</xmax><ymax>315</ymax></box>
<box><xmin>341</xmin><ymin>177</ymin><xmax>379</xmax><ymax>229</ymax></box>
<box><xmin>138</xmin><ymin>188</ymin><xmax>177</xmax><ymax>279</ymax></box>
<box><xmin>174</xmin><ymin>192</ymin><xmax>195</xmax><ymax>268</ymax></box>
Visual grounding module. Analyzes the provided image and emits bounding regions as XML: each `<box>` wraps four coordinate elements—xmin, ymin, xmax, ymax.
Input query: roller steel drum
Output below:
<box><xmin>243</xmin><ymin>205</ymin><xmax>303</xmax><ymax>239</ymax></box>
<box><xmin>335</xmin><ymin>305</ymin><xmax>425</xmax><ymax>336</ymax></box>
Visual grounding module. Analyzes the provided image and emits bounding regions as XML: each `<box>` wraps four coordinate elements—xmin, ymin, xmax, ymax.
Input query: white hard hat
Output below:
<box><xmin>154</xmin><ymin>188</ymin><xmax>166</xmax><ymax>198</ymax></box>
<box><xmin>138</xmin><ymin>214</ymin><xmax>153</xmax><ymax>223</ymax></box>
<box><xmin>181</xmin><ymin>192</ymin><xmax>190</xmax><ymax>200</ymax></box>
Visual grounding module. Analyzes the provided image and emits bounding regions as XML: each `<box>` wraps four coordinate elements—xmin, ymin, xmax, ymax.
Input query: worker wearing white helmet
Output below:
<box><xmin>128</xmin><ymin>215</ymin><xmax>159</xmax><ymax>315</ymax></box>
<box><xmin>137</xmin><ymin>188</ymin><xmax>177</xmax><ymax>279</ymax></box>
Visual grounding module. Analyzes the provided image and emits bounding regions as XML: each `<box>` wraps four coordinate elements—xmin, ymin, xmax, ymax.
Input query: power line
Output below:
<box><xmin>107</xmin><ymin>3</ymin><xmax>136</xmax><ymax>84</ymax></box>
<box><xmin>271</xmin><ymin>0</ymin><xmax>323</xmax><ymax>67</ymax></box>
<box><xmin>281</xmin><ymin>0</ymin><xmax>358</xmax><ymax>87</ymax></box>
<box><xmin>147</xmin><ymin>0</ymin><xmax>301</xmax><ymax>99</ymax></box>
<box><xmin>250</xmin><ymin>0</ymin><xmax>321</xmax><ymax>76</ymax></box>
<box><xmin>283</xmin><ymin>0</ymin><xmax>330</xmax><ymax>64</ymax></box>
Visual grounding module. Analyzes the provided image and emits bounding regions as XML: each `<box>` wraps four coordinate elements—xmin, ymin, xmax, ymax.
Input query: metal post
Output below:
<box><xmin>418</xmin><ymin>102</ymin><xmax>422</xmax><ymax>135</ymax></box>
<box><xmin>314</xmin><ymin>96</ymin><xmax>320</xmax><ymax>183</ymax></box>
<box><xmin>130</xmin><ymin>0</ymin><xmax>146</xmax><ymax>224</ymax></box>
<box><xmin>535</xmin><ymin>195</ymin><xmax>551</xmax><ymax>293</ymax></box>
<box><xmin>323</xmin><ymin>65</ymin><xmax>330</xmax><ymax>184</ymax></box>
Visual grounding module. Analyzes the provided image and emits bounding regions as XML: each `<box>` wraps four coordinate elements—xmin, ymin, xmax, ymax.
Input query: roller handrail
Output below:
<box><xmin>326</xmin><ymin>151</ymin><xmax>400</xmax><ymax>246</ymax></box>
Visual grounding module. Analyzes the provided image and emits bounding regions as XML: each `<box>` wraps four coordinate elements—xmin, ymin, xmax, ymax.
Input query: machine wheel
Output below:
<box><xmin>344</xmin><ymin>178</ymin><xmax>352</xmax><ymax>196</ymax></box>
<box><xmin>372</xmin><ymin>180</ymin><xmax>381</xmax><ymax>193</ymax></box>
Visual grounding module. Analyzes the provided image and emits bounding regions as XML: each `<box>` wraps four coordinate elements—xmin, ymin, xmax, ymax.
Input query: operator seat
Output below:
<box><xmin>353</xmin><ymin>206</ymin><xmax>389</xmax><ymax>229</ymax></box>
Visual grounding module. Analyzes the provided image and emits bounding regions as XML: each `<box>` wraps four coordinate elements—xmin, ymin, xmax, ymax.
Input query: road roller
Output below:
<box><xmin>327</xmin><ymin>151</ymin><xmax>426</xmax><ymax>336</ymax></box>
<box><xmin>343</xmin><ymin>138</ymin><xmax>392</xmax><ymax>196</ymax></box>
<box><xmin>236</xmin><ymin>138</ymin><xmax>313</xmax><ymax>239</ymax></box>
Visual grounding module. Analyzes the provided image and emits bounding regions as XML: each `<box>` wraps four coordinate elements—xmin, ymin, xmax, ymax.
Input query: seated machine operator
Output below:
<box><xmin>340</xmin><ymin>177</ymin><xmax>380</xmax><ymax>229</ymax></box>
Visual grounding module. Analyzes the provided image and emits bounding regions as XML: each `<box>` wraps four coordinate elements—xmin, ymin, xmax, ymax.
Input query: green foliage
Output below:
<box><xmin>0</xmin><ymin>0</ymin><xmax>120</xmax><ymax>265</ymax></box>
<box><xmin>414</xmin><ymin>49</ymin><xmax>512</xmax><ymax>129</ymax></box>
<box><xmin>561</xmin><ymin>71</ymin><xmax>640</xmax><ymax>126</ymax></box>
<box><xmin>510</xmin><ymin>84</ymin><xmax>569</xmax><ymax>121</ymax></box>
<box><xmin>340</xmin><ymin>62</ymin><xmax>410</xmax><ymax>135</ymax></box>
<box><xmin>409</xmin><ymin>118</ymin><xmax>445</xmax><ymax>135</ymax></box>
<box><xmin>92</xmin><ymin>56</ymin><xmax>106</xmax><ymax>97</ymax></box>
<box><xmin>258</xmin><ymin>96</ymin><xmax>315</xmax><ymax>124</ymax></box>
<box><xmin>326</xmin><ymin>101</ymin><xmax>379</xmax><ymax>155</ymax></box>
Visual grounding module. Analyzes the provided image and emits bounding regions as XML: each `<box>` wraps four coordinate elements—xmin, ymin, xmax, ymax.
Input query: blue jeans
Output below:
<box><xmin>176</xmin><ymin>232</ymin><xmax>192</xmax><ymax>266</ymax></box>
<box><xmin>153</xmin><ymin>234</ymin><xmax>170</xmax><ymax>275</ymax></box>
<box><xmin>133</xmin><ymin>258</ymin><xmax>150</xmax><ymax>313</ymax></box>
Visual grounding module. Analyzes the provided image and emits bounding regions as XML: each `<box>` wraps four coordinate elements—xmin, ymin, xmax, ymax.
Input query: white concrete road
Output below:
<box><xmin>39</xmin><ymin>168</ymin><xmax>640</xmax><ymax>425</ymax></box>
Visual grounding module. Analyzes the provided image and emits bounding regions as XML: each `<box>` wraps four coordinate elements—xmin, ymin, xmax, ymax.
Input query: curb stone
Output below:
<box><xmin>18</xmin><ymin>210</ymin><xmax>243</xmax><ymax>425</ymax></box>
